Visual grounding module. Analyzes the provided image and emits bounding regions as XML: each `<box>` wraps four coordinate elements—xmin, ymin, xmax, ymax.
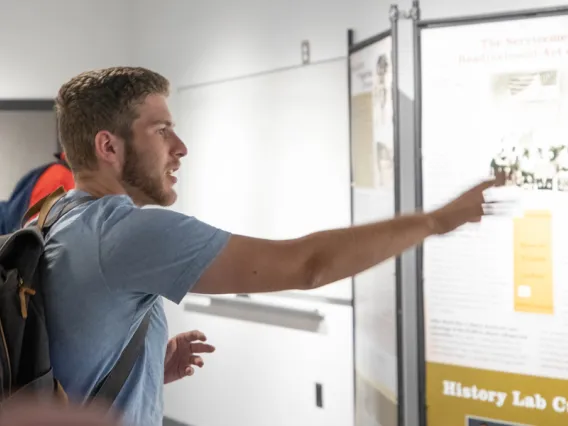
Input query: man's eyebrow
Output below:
<box><xmin>150</xmin><ymin>119</ymin><xmax>175</xmax><ymax>127</ymax></box>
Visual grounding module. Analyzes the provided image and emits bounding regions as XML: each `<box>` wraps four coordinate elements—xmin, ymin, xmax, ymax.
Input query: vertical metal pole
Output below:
<box><xmin>348</xmin><ymin>28</ymin><xmax>355</xmax><ymax>231</ymax></box>
<box><xmin>389</xmin><ymin>5</ymin><xmax>406</xmax><ymax>426</ymax></box>
<box><xmin>411</xmin><ymin>1</ymin><xmax>427</xmax><ymax>425</ymax></box>
<box><xmin>346</xmin><ymin>28</ymin><xmax>357</xmax><ymax>426</ymax></box>
<box><xmin>391</xmin><ymin>7</ymin><xmax>401</xmax><ymax>219</ymax></box>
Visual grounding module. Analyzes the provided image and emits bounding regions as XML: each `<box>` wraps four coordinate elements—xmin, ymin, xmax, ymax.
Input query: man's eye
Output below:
<box><xmin>158</xmin><ymin>128</ymin><xmax>167</xmax><ymax>136</ymax></box>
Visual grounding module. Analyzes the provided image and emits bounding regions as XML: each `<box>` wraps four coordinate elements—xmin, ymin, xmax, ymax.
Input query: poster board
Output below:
<box><xmin>418</xmin><ymin>9</ymin><xmax>568</xmax><ymax>426</ymax></box>
<box><xmin>349</xmin><ymin>30</ymin><xmax>400</xmax><ymax>426</ymax></box>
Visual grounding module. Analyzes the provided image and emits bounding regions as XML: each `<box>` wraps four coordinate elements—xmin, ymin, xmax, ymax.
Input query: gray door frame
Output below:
<box><xmin>0</xmin><ymin>100</ymin><xmax>57</xmax><ymax>151</ymax></box>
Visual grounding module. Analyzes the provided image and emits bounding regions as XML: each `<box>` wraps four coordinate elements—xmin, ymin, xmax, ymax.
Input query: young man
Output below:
<box><xmin>44</xmin><ymin>67</ymin><xmax>501</xmax><ymax>426</ymax></box>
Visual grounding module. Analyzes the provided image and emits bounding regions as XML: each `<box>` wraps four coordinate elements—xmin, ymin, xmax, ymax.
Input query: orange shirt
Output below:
<box><xmin>29</xmin><ymin>163</ymin><xmax>75</xmax><ymax>208</ymax></box>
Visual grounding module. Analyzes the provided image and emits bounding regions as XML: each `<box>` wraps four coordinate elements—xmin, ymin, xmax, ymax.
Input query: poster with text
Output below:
<box><xmin>350</xmin><ymin>34</ymin><xmax>398</xmax><ymax>426</ymax></box>
<box><xmin>421</xmin><ymin>12</ymin><xmax>568</xmax><ymax>426</ymax></box>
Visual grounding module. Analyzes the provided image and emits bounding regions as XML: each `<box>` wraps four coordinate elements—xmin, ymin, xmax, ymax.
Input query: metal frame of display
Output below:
<box><xmin>413</xmin><ymin>5</ymin><xmax>568</xmax><ymax>426</ymax></box>
<box><xmin>0</xmin><ymin>100</ymin><xmax>54</xmax><ymax>111</ymax></box>
<box><xmin>347</xmin><ymin>21</ymin><xmax>404</xmax><ymax>426</ymax></box>
<box><xmin>0</xmin><ymin>99</ymin><xmax>59</xmax><ymax>152</ymax></box>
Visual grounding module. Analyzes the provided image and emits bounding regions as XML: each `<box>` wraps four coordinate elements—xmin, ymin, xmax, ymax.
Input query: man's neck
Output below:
<box><xmin>74</xmin><ymin>177</ymin><xmax>152</xmax><ymax>208</ymax></box>
<box><xmin>74</xmin><ymin>176</ymin><xmax>124</xmax><ymax>198</ymax></box>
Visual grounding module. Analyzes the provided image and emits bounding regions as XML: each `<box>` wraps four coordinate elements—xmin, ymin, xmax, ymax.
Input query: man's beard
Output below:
<box><xmin>121</xmin><ymin>142</ymin><xmax>170</xmax><ymax>206</ymax></box>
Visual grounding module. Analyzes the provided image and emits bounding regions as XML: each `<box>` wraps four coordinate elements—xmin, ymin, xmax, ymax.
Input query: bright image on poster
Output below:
<box><xmin>421</xmin><ymin>12</ymin><xmax>568</xmax><ymax>426</ymax></box>
<box><xmin>350</xmin><ymin>34</ymin><xmax>397</xmax><ymax>426</ymax></box>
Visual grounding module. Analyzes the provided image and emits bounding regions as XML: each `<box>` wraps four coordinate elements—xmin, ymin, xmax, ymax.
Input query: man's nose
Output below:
<box><xmin>173</xmin><ymin>134</ymin><xmax>188</xmax><ymax>158</ymax></box>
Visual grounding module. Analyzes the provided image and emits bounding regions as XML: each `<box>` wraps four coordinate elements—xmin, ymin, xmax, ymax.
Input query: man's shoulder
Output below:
<box><xmin>44</xmin><ymin>191</ymin><xmax>137</xmax><ymax>235</ymax></box>
<box><xmin>68</xmin><ymin>194</ymin><xmax>191</xmax><ymax>242</ymax></box>
<box><xmin>71</xmin><ymin>191</ymin><xmax>134</xmax><ymax>214</ymax></box>
<box><xmin>88</xmin><ymin>193</ymin><xmax>137</xmax><ymax>221</ymax></box>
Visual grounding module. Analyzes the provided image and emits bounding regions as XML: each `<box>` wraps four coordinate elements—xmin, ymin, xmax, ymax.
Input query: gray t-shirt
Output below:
<box><xmin>41</xmin><ymin>189</ymin><xmax>230</xmax><ymax>426</ymax></box>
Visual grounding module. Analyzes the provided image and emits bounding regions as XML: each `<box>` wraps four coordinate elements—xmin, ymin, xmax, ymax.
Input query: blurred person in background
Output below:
<box><xmin>0</xmin><ymin>151</ymin><xmax>74</xmax><ymax>233</ymax></box>
<box><xmin>0</xmin><ymin>397</ymin><xmax>120</xmax><ymax>426</ymax></box>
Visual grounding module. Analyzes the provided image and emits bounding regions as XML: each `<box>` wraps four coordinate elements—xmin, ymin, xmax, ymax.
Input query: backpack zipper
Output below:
<box><xmin>18</xmin><ymin>277</ymin><xmax>36</xmax><ymax>319</ymax></box>
<box><xmin>0</xmin><ymin>319</ymin><xmax>11</xmax><ymax>395</ymax></box>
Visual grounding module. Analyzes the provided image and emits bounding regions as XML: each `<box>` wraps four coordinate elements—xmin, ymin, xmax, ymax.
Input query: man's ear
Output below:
<box><xmin>94</xmin><ymin>130</ymin><xmax>124</xmax><ymax>167</ymax></box>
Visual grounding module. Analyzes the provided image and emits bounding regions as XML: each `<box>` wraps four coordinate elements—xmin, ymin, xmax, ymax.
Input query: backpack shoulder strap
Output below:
<box><xmin>89</xmin><ymin>310</ymin><xmax>152</xmax><ymax>404</ymax></box>
<box><xmin>41</xmin><ymin>195</ymin><xmax>95</xmax><ymax>235</ymax></box>
<box><xmin>21</xmin><ymin>188</ymin><xmax>95</xmax><ymax>234</ymax></box>
<box><xmin>20</xmin><ymin>186</ymin><xmax>66</xmax><ymax>230</ymax></box>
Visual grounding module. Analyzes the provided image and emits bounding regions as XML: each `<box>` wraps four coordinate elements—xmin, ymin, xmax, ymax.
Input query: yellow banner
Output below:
<box><xmin>426</xmin><ymin>362</ymin><xmax>568</xmax><ymax>426</ymax></box>
<box><xmin>513</xmin><ymin>210</ymin><xmax>553</xmax><ymax>315</ymax></box>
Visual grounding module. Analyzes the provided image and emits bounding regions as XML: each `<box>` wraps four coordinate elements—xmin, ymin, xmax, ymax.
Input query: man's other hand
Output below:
<box><xmin>164</xmin><ymin>330</ymin><xmax>216</xmax><ymax>384</ymax></box>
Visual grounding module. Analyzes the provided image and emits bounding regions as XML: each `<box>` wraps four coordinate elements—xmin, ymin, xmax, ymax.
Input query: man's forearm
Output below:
<box><xmin>194</xmin><ymin>212</ymin><xmax>437</xmax><ymax>294</ymax></box>
<box><xmin>302</xmin><ymin>213</ymin><xmax>435</xmax><ymax>288</ymax></box>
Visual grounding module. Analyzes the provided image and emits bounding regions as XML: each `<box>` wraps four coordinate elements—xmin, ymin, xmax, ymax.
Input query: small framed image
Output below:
<box><xmin>466</xmin><ymin>415</ymin><xmax>534</xmax><ymax>426</ymax></box>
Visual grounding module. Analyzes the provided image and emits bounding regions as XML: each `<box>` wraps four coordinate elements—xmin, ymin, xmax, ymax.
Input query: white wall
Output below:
<box><xmin>0</xmin><ymin>0</ymin><xmax>135</xmax><ymax>99</ymax></box>
<box><xmin>176</xmin><ymin>58</ymin><xmax>352</xmax><ymax>300</ymax></box>
<box><xmin>132</xmin><ymin>0</ymin><xmax>391</xmax><ymax>88</ymax></box>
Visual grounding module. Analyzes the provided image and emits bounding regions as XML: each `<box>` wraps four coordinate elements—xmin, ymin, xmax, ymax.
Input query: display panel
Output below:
<box><xmin>420</xmin><ymin>12</ymin><xmax>568</xmax><ymax>426</ymax></box>
<box><xmin>350</xmin><ymin>33</ymin><xmax>399</xmax><ymax>426</ymax></box>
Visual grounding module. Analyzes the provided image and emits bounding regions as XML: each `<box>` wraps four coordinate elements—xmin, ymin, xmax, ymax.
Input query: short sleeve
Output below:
<box><xmin>98</xmin><ymin>199</ymin><xmax>231</xmax><ymax>303</ymax></box>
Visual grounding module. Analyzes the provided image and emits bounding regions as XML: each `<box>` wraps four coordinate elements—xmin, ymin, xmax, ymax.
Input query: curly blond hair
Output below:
<box><xmin>55</xmin><ymin>67</ymin><xmax>170</xmax><ymax>171</ymax></box>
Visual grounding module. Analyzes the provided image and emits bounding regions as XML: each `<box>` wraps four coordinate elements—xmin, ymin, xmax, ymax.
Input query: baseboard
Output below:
<box><xmin>163</xmin><ymin>417</ymin><xmax>189</xmax><ymax>426</ymax></box>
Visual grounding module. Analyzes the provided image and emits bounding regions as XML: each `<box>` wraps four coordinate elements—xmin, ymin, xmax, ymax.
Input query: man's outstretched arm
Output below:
<box><xmin>192</xmin><ymin>176</ymin><xmax>501</xmax><ymax>295</ymax></box>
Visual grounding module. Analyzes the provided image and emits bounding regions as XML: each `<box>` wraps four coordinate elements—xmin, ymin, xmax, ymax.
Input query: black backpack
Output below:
<box><xmin>0</xmin><ymin>186</ymin><xmax>150</xmax><ymax>408</ymax></box>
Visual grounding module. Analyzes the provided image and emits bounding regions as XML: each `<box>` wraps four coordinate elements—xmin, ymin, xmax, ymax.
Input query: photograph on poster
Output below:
<box><xmin>374</xmin><ymin>52</ymin><xmax>395</xmax><ymax>188</ymax></box>
<box><xmin>420</xmin><ymin>10</ymin><xmax>568</xmax><ymax>426</ymax></box>
<box><xmin>349</xmin><ymin>32</ymin><xmax>397</xmax><ymax>426</ymax></box>
<box><xmin>488</xmin><ymin>70</ymin><xmax>568</xmax><ymax>191</ymax></box>
<box><xmin>467</xmin><ymin>416</ymin><xmax>531</xmax><ymax>426</ymax></box>
<box><xmin>351</xmin><ymin>40</ymin><xmax>394</xmax><ymax>191</ymax></box>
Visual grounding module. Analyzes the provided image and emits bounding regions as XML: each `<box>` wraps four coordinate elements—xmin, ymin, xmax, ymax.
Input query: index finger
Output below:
<box><xmin>183</xmin><ymin>330</ymin><xmax>207</xmax><ymax>343</ymax></box>
<box><xmin>493</xmin><ymin>170</ymin><xmax>506</xmax><ymax>186</ymax></box>
<box><xmin>474</xmin><ymin>173</ymin><xmax>505</xmax><ymax>192</ymax></box>
<box><xmin>190</xmin><ymin>342</ymin><xmax>216</xmax><ymax>353</ymax></box>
